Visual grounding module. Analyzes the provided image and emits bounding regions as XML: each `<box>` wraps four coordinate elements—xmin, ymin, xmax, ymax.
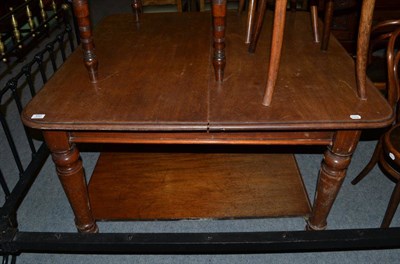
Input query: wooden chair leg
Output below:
<box><xmin>248</xmin><ymin>0</ymin><xmax>267</xmax><ymax>52</ymax></box>
<box><xmin>381</xmin><ymin>181</ymin><xmax>400</xmax><ymax>228</ymax></box>
<box><xmin>245</xmin><ymin>0</ymin><xmax>257</xmax><ymax>44</ymax></box>
<box><xmin>131</xmin><ymin>0</ymin><xmax>143</xmax><ymax>23</ymax></box>
<box><xmin>309</xmin><ymin>0</ymin><xmax>320</xmax><ymax>43</ymax></box>
<box><xmin>262</xmin><ymin>0</ymin><xmax>288</xmax><ymax>106</ymax></box>
<box><xmin>238</xmin><ymin>0</ymin><xmax>246</xmax><ymax>14</ymax></box>
<box><xmin>351</xmin><ymin>139</ymin><xmax>382</xmax><ymax>185</ymax></box>
<box><xmin>356</xmin><ymin>0</ymin><xmax>376</xmax><ymax>100</ymax></box>
<box><xmin>321</xmin><ymin>0</ymin><xmax>334</xmax><ymax>51</ymax></box>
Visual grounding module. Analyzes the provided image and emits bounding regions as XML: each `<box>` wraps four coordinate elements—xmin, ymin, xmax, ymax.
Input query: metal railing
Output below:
<box><xmin>0</xmin><ymin>0</ymin><xmax>70</xmax><ymax>62</ymax></box>
<box><xmin>0</xmin><ymin>3</ymin><xmax>75</xmax><ymax>261</ymax></box>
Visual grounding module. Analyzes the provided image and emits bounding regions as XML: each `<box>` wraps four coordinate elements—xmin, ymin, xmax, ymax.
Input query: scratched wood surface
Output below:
<box><xmin>22</xmin><ymin>11</ymin><xmax>392</xmax><ymax>132</ymax></box>
<box><xmin>88</xmin><ymin>148</ymin><xmax>311</xmax><ymax>220</ymax></box>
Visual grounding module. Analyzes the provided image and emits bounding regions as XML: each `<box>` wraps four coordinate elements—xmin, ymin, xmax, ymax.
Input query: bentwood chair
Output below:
<box><xmin>351</xmin><ymin>27</ymin><xmax>400</xmax><ymax>228</ymax></box>
<box><xmin>366</xmin><ymin>19</ymin><xmax>400</xmax><ymax>92</ymax></box>
<box><xmin>243</xmin><ymin>0</ymin><xmax>376</xmax><ymax>106</ymax></box>
<box><xmin>245</xmin><ymin>0</ymin><xmax>321</xmax><ymax>51</ymax></box>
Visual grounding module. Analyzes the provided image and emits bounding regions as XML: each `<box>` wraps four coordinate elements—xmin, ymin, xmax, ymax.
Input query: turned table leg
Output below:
<box><xmin>211</xmin><ymin>0</ymin><xmax>227</xmax><ymax>82</ymax></box>
<box><xmin>72</xmin><ymin>0</ymin><xmax>98</xmax><ymax>83</ymax></box>
<box><xmin>307</xmin><ymin>130</ymin><xmax>361</xmax><ymax>230</ymax></box>
<box><xmin>43</xmin><ymin>131</ymin><xmax>98</xmax><ymax>233</ymax></box>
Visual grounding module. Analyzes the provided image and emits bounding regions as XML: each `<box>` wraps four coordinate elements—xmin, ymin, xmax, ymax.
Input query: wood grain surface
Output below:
<box><xmin>22</xmin><ymin>11</ymin><xmax>392</xmax><ymax>132</ymax></box>
<box><xmin>88</xmin><ymin>149</ymin><xmax>311</xmax><ymax>220</ymax></box>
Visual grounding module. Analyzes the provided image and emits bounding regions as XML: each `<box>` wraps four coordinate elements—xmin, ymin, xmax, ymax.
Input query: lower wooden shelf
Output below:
<box><xmin>88</xmin><ymin>149</ymin><xmax>312</xmax><ymax>221</ymax></box>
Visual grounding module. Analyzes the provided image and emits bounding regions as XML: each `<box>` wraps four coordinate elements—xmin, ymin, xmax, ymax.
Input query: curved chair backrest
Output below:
<box><xmin>366</xmin><ymin>20</ymin><xmax>400</xmax><ymax>92</ymax></box>
<box><xmin>386</xmin><ymin>27</ymin><xmax>400</xmax><ymax>119</ymax></box>
<box><xmin>369</xmin><ymin>20</ymin><xmax>400</xmax><ymax>64</ymax></box>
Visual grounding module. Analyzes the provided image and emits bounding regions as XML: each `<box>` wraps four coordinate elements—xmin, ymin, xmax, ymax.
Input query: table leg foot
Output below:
<box><xmin>307</xmin><ymin>130</ymin><xmax>361</xmax><ymax>230</ymax></box>
<box><xmin>43</xmin><ymin>131</ymin><xmax>98</xmax><ymax>233</ymax></box>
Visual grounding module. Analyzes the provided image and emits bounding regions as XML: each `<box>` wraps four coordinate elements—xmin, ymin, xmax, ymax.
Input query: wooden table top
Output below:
<box><xmin>22</xmin><ymin>11</ymin><xmax>393</xmax><ymax>132</ymax></box>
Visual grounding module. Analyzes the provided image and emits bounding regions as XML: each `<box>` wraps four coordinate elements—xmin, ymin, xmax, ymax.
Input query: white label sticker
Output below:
<box><xmin>350</xmin><ymin>114</ymin><xmax>362</xmax><ymax>120</ymax></box>
<box><xmin>389</xmin><ymin>153</ymin><xmax>396</xmax><ymax>160</ymax></box>
<box><xmin>31</xmin><ymin>114</ymin><xmax>46</xmax><ymax>119</ymax></box>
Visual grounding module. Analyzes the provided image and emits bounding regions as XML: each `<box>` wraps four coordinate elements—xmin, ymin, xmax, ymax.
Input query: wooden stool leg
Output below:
<box><xmin>262</xmin><ymin>0</ymin><xmax>288</xmax><ymax>106</ymax></box>
<box><xmin>131</xmin><ymin>0</ymin><xmax>143</xmax><ymax>23</ymax></box>
<box><xmin>43</xmin><ymin>131</ymin><xmax>98</xmax><ymax>233</ymax></box>
<box><xmin>351</xmin><ymin>138</ymin><xmax>382</xmax><ymax>185</ymax></box>
<box><xmin>309</xmin><ymin>0</ymin><xmax>320</xmax><ymax>43</ymax></box>
<box><xmin>356</xmin><ymin>0</ymin><xmax>376</xmax><ymax>100</ymax></box>
<box><xmin>72</xmin><ymin>0</ymin><xmax>98</xmax><ymax>83</ymax></box>
<box><xmin>212</xmin><ymin>0</ymin><xmax>227</xmax><ymax>82</ymax></box>
<box><xmin>307</xmin><ymin>130</ymin><xmax>361</xmax><ymax>230</ymax></box>
<box><xmin>245</xmin><ymin>0</ymin><xmax>257</xmax><ymax>44</ymax></box>
<box><xmin>248</xmin><ymin>0</ymin><xmax>266</xmax><ymax>49</ymax></box>
<box><xmin>321</xmin><ymin>0</ymin><xmax>334</xmax><ymax>51</ymax></box>
<box><xmin>381</xmin><ymin>182</ymin><xmax>400</xmax><ymax>228</ymax></box>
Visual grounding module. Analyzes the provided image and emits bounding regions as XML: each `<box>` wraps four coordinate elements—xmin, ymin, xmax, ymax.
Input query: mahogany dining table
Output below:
<box><xmin>22</xmin><ymin>9</ymin><xmax>392</xmax><ymax>233</ymax></box>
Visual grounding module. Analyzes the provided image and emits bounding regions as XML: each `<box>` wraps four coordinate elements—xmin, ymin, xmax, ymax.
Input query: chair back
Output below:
<box><xmin>386</xmin><ymin>27</ymin><xmax>400</xmax><ymax>119</ymax></box>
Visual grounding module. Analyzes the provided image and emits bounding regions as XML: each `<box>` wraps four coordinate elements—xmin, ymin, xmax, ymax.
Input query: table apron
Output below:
<box><xmin>69</xmin><ymin>131</ymin><xmax>334</xmax><ymax>145</ymax></box>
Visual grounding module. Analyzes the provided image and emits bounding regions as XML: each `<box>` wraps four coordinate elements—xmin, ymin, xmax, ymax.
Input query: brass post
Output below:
<box><xmin>39</xmin><ymin>0</ymin><xmax>48</xmax><ymax>27</ymax></box>
<box><xmin>10</xmin><ymin>8</ymin><xmax>22</xmax><ymax>48</ymax></box>
<box><xmin>0</xmin><ymin>35</ymin><xmax>6</xmax><ymax>62</ymax></box>
<box><xmin>25</xmin><ymin>1</ymin><xmax>36</xmax><ymax>36</ymax></box>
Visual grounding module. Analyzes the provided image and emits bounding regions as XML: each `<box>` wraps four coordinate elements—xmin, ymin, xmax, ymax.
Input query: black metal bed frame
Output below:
<box><xmin>0</xmin><ymin>2</ymin><xmax>400</xmax><ymax>263</ymax></box>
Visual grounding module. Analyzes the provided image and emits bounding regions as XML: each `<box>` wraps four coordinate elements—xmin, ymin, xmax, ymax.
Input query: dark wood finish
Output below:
<box><xmin>209</xmin><ymin>12</ymin><xmax>391</xmax><ymax>129</ymax></box>
<box><xmin>247</xmin><ymin>0</ymin><xmax>266</xmax><ymax>52</ymax></box>
<box><xmin>89</xmin><ymin>151</ymin><xmax>311</xmax><ymax>220</ymax></box>
<box><xmin>351</xmin><ymin>28</ymin><xmax>400</xmax><ymax>228</ymax></box>
<box><xmin>131</xmin><ymin>0</ymin><xmax>142</xmax><ymax>22</ymax></box>
<box><xmin>321</xmin><ymin>0</ymin><xmax>334</xmax><ymax>51</ymax></box>
<box><xmin>71</xmin><ymin>0</ymin><xmax>98</xmax><ymax>83</ymax></box>
<box><xmin>72</xmin><ymin>0</ymin><xmax>223</xmax><ymax>82</ymax></box>
<box><xmin>21</xmin><ymin>12</ymin><xmax>393</xmax><ymax>233</ymax></box>
<box><xmin>22</xmin><ymin>13</ymin><xmax>211</xmax><ymax>131</ymax></box>
<box><xmin>317</xmin><ymin>0</ymin><xmax>400</xmax><ymax>55</ymax></box>
<box><xmin>307</xmin><ymin>130</ymin><xmax>361</xmax><ymax>230</ymax></box>
<box><xmin>69</xmin><ymin>131</ymin><xmax>334</xmax><ymax>145</ymax></box>
<box><xmin>355</xmin><ymin>0</ymin><xmax>375</xmax><ymax>100</ymax></box>
<box><xmin>248</xmin><ymin>0</ymin><xmax>376</xmax><ymax>105</ymax></box>
<box><xmin>42</xmin><ymin>131</ymin><xmax>98</xmax><ymax>233</ymax></box>
<box><xmin>212</xmin><ymin>0</ymin><xmax>227</xmax><ymax>81</ymax></box>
